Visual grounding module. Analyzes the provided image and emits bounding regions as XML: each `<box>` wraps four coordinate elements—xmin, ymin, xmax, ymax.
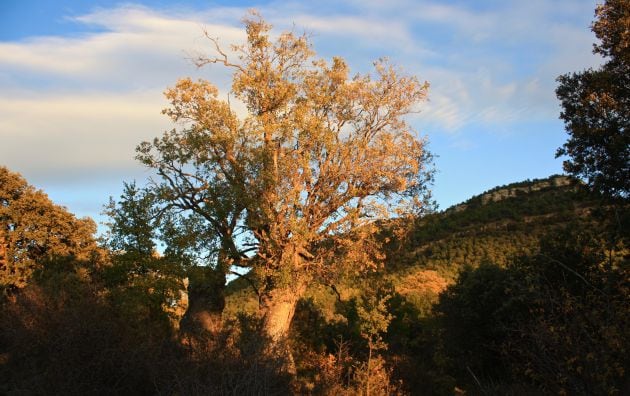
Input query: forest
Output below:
<box><xmin>1</xmin><ymin>1</ymin><xmax>629</xmax><ymax>395</ymax></box>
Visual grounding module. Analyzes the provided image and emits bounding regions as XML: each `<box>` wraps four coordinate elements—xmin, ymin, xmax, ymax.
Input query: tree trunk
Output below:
<box><xmin>180</xmin><ymin>266</ymin><xmax>226</xmax><ymax>334</ymax></box>
<box><xmin>0</xmin><ymin>233</ymin><xmax>11</xmax><ymax>293</ymax></box>
<box><xmin>259</xmin><ymin>281</ymin><xmax>307</xmax><ymax>375</ymax></box>
<box><xmin>0</xmin><ymin>234</ymin><xmax>7</xmax><ymax>274</ymax></box>
<box><xmin>260</xmin><ymin>283</ymin><xmax>305</xmax><ymax>342</ymax></box>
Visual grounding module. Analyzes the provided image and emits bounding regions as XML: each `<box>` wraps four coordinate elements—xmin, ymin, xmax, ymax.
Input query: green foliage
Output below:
<box><xmin>103</xmin><ymin>178</ymin><xmax>230</xmax><ymax>334</ymax></box>
<box><xmin>102</xmin><ymin>184</ymin><xmax>189</xmax><ymax>331</ymax></box>
<box><xmin>556</xmin><ymin>0</ymin><xmax>630</xmax><ymax>198</ymax></box>
<box><xmin>0</xmin><ymin>255</ymin><xmax>292</xmax><ymax>395</ymax></box>
<box><xmin>388</xmin><ymin>175</ymin><xmax>595</xmax><ymax>278</ymax></box>
<box><xmin>435</xmin><ymin>224</ymin><xmax>629</xmax><ymax>394</ymax></box>
<box><xmin>103</xmin><ymin>180</ymin><xmax>218</xmax><ymax>269</ymax></box>
<box><xmin>351</xmin><ymin>279</ymin><xmax>394</xmax><ymax>351</ymax></box>
<box><xmin>435</xmin><ymin>263</ymin><xmax>528</xmax><ymax>387</ymax></box>
<box><xmin>505</xmin><ymin>226</ymin><xmax>629</xmax><ymax>394</ymax></box>
<box><xmin>1</xmin><ymin>255</ymin><xmax>170</xmax><ymax>395</ymax></box>
<box><xmin>103</xmin><ymin>181</ymin><xmax>157</xmax><ymax>257</ymax></box>
<box><xmin>289</xmin><ymin>279</ymin><xmax>408</xmax><ymax>395</ymax></box>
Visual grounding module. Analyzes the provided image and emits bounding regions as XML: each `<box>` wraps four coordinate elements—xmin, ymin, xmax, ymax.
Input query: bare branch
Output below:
<box><xmin>193</xmin><ymin>29</ymin><xmax>246</xmax><ymax>74</ymax></box>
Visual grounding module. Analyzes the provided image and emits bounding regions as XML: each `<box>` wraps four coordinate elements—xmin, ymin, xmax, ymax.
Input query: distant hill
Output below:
<box><xmin>381</xmin><ymin>175</ymin><xmax>604</xmax><ymax>312</ymax></box>
<box><xmin>389</xmin><ymin>175</ymin><xmax>593</xmax><ymax>273</ymax></box>
<box><xmin>226</xmin><ymin>175</ymin><xmax>601</xmax><ymax>316</ymax></box>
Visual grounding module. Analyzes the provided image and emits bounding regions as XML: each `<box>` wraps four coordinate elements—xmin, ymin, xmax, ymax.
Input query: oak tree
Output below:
<box><xmin>104</xmin><ymin>181</ymin><xmax>223</xmax><ymax>332</ymax></box>
<box><xmin>137</xmin><ymin>14</ymin><xmax>433</xmax><ymax>342</ymax></box>
<box><xmin>0</xmin><ymin>166</ymin><xmax>99</xmax><ymax>293</ymax></box>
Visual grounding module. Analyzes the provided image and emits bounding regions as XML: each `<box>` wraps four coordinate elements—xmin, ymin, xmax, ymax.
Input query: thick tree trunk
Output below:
<box><xmin>0</xmin><ymin>235</ymin><xmax>7</xmax><ymax>273</ymax></box>
<box><xmin>0</xmin><ymin>234</ymin><xmax>11</xmax><ymax>293</ymax></box>
<box><xmin>259</xmin><ymin>280</ymin><xmax>307</xmax><ymax>376</ymax></box>
<box><xmin>180</xmin><ymin>266</ymin><xmax>226</xmax><ymax>334</ymax></box>
<box><xmin>260</xmin><ymin>283</ymin><xmax>305</xmax><ymax>342</ymax></box>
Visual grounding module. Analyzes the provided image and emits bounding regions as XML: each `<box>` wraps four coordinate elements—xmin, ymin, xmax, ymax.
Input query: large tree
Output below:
<box><xmin>137</xmin><ymin>14</ymin><xmax>433</xmax><ymax>342</ymax></box>
<box><xmin>556</xmin><ymin>0</ymin><xmax>630</xmax><ymax>199</ymax></box>
<box><xmin>0</xmin><ymin>166</ymin><xmax>99</xmax><ymax>293</ymax></box>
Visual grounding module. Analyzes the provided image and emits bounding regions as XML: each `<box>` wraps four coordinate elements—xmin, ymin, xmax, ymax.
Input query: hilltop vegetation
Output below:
<box><xmin>390</xmin><ymin>175</ymin><xmax>591</xmax><ymax>273</ymax></box>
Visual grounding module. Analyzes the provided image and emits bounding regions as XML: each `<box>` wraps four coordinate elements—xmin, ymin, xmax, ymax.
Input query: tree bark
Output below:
<box><xmin>0</xmin><ymin>234</ymin><xmax>7</xmax><ymax>273</ymax></box>
<box><xmin>258</xmin><ymin>280</ymin><xmax>306</xmax><ymax>377</ymax></box>
<box><xmin>260</xmin><ymin>283</ymin><xmax>306</xmax><ymax>342</ymax></box>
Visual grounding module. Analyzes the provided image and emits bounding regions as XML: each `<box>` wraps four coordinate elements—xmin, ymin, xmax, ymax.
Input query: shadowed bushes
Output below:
<box><xmin>0</xmin><ymin>257</ymin><xmax>291</xmax><ymax>395</ymax></box>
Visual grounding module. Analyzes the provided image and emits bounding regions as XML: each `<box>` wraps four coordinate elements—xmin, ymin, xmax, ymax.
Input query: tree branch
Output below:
<box><xmin>230</xmin><ymin>270</ymin><xmax>260</xmax><ymax>299</ymax></box>
<box><xmin>193</xmin><ymin>30</ymin><xmax>246</xmax><ymax>74</ymax></box>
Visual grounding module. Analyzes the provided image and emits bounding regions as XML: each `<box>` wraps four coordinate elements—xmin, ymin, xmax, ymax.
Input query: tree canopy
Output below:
<box><xmin>0</xmin><ymin>166</ymin><xmax>99</xmax><ymax>293</ymax></box>
<box><xmin>136</xmin><ymin>13</ymin><xmax>433</xmax><ymax>340</ymax></box>
<box><xmin>556</xmin><ymin>0</ymin><xmax>630</xmax><ymax>198</ymax></box>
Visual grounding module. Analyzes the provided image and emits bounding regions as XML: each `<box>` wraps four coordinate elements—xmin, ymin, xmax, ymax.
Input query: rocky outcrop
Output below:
<box><xmin>480</xmin><ymin>176</ymin><xmax>572</xmax><ymax>205</ymax></box>
<box><xmin>444</xmin><ymin>176</ymin><xmax>574</xmax><ymax>213</ymax></box>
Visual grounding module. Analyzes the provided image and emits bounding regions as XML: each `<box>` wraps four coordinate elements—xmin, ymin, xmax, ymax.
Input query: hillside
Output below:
<box><xmin>216</xmin><ymin>174</ymin><xmax>629</xmax><ymax>395</ymax></box>
<box><xmin>381</xmin><ymin>175</ymin><xmax>603</xmax><ymax>314</ymax></box>
<box><xmin>389</xmin><ymin>175</ymin><xmax>592</xmax><ymax>273</ymax></box>
<box><xmin>226</xmin><ymin>174</ymin><xmax>600</xmax><ymax>316</ymax></box>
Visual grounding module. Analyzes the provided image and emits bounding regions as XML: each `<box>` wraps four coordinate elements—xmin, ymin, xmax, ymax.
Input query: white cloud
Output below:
<box><xmin>0</xmin><ymin>5</ymin><xmax>252</xmax><ymax>189</ymax></box>
<box><xmin>290</xmin><ymin>14</ymin><xmax>412</xmax><ymax>47</ymax></box>
<box><xmin>278</xmin><ymin>0</ymin><xmax>599</xmax><ymax>138</ymax></box>
<box><xmin>0</xmin><ymin>90</ymin><xmax>168</xmax><ymax>178</ymax></box>
<box><xmin>0</xmin><ymin>5</ymin><xmax>246</xmax><ymax>90</ymax></box>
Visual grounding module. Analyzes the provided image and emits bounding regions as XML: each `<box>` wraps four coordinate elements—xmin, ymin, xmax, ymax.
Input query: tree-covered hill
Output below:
<box><xmin>227</xmin><ymin>174</ymin><xmax>603</xmax><ymax>315</ymax></box>
<box><xmin>374</xmin><ymin>174</ymin><xmax>607</xmax><ymax>319</ymax></box>
<box><xmin>389</xmin><ymin>175</ymin><xmax>596</xmax><ymax>275</ymax></box>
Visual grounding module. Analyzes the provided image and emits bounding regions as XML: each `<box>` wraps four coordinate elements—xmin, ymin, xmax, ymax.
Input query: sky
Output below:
<box><xmin>0</xmin><ymin>0</ymin><xmax>602</xmax><ymax>232</ymax></box>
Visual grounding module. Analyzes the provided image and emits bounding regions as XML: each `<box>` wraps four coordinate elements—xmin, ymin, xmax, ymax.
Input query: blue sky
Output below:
<box><xmin>0</xmin><ymin>0</ymin><xmax>601</xmax><ymax>230</ymax></box>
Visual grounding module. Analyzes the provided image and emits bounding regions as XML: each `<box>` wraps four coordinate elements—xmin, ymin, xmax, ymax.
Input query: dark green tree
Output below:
<box><xmin>103</xmin><ymin>182</ymin><xmax>158</xmax><ymax>263</ymax></box>
<box><xmin>104</xmin><ymin>181</ymin><xmax>230</xmax><ymax>333</ymax></box>
<box><xmin>436</xmin><ymin>225</ymin><xmax>629</xmax><ymax>394</ymax></box>
<box><xmin>556</xmin><ymin>0</ymin><xmax>630</xmax><ymax>198</ymax></box>
<box><xmin>435</xmin><ymin>263</ymin><xmax>527</xmax><ymax>389</ymax></box>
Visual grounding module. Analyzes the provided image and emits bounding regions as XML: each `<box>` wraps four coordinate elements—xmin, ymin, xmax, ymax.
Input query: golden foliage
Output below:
<box><xmin>396</xmin><ymin>269</ymin><xmax>450</xmax><ymax>297</ymax></box>
<box><xmin>0</xmin><ymin>167</ymin><xmax>100</xmax><ymax>291</ymax></box>
<box><xmin>137</xmin><ymin>12</ymin><xmax>431</xmax><ymax>340</ymax></box>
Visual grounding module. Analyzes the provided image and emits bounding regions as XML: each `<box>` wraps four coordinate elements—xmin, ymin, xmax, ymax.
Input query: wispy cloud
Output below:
<box><xmin>271</xmin><ymin>0</ymin><xmax>600</xmax><ymax>136</ymax></box>
<box><xmin>0</xmin><ymin>5</ymin><xmax>249</xmax><ymax>189</ymax></box>
<box><xmin>0</xmin><ymin>90</ymin><xmax>168</xmax><ymax>178</ymax></box>
<box><xmin>0</xmin><ymin>6</ymin><xmax>245</xmax><ymax>91</ymax></box>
